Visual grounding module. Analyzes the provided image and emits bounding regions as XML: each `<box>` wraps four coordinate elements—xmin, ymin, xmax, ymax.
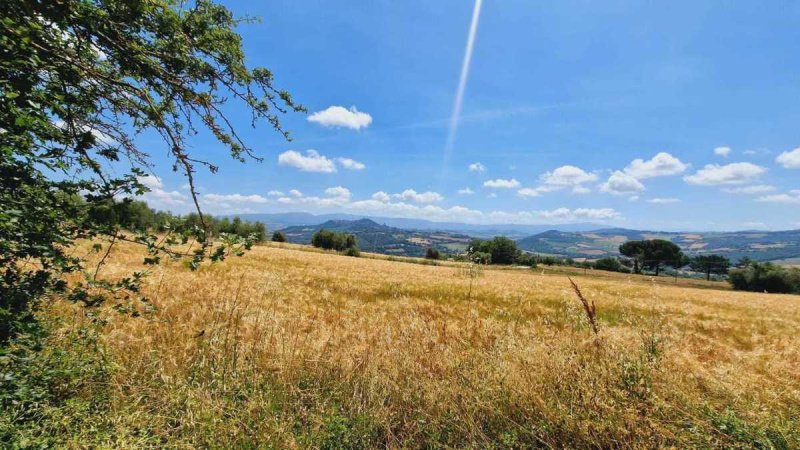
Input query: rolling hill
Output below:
<box><xmin>279</xmin><ymin>218</ymin><xmax>473</xmax><ymax>256</ymax></box>
<box><xmin>517</xmin><ymin>228</ymin><xmax>800</xmax><ymax>262</ymax></box>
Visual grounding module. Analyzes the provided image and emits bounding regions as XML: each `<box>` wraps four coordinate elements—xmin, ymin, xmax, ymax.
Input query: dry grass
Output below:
<box><xmin>47</xmin><ymin>241</ymin><xmax>800</xmax><ymax>448</ymax></box>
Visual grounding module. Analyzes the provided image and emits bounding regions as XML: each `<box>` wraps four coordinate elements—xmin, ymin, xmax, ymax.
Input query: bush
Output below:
<box><xmin>343</xmin><ymin>246</ymin><xmax>361</xmax><ymax>258</ymax></box>
<box><xmin>425</xmin><ymin>248</ymin><xmax>440</xmax><ymax>260</ymax></box>
<box><xmin>514</xmin><ymin>252</ymin><xmax>537</xmax><ymax>267</ymax></box>
<box><xmin>312</xmin><ymin>229</ymin><xmax>358</xmax><ymax>253</ymax></box>
<box><xmin>468</xmin><ymin>237</ymin><xmax>518</xmax><ymax>265</ymax></box>
<box><xmin>593</xmin><ymin>257</ymin><xmax>630</xmax><ymax>273</ymax></box>
<box><xmin>271</xmin><ymin>231</ymin><xmax>287</xmax><ymax>242</ymax></box>
<box><xmin>729</xmin><ymin>262</ymin><xmax>800</xmax><ymax>294</ymax></box>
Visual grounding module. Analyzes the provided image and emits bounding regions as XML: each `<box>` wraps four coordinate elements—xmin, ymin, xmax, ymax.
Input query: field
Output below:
<box><xmin>32</xmin><ymin>242</ymin><xmax>800</xmax><ymax>448</ymax></box>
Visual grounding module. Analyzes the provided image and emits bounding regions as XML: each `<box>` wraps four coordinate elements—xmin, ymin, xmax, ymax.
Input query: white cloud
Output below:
<box><xmin>469</xmin><ymin>162</ymin><xmax>486</xmax><ymax>173</ymax></box>
<box><xmin>135</xmin><ymin>175</ymin><xmax>188</xmax><ymax>208</ymax></box>
<box><xmin>757</xmin><ymin>190</ymin><xmax>800</xmax><ymax>205</ymax></box>
<box><xmin>537</xmin><ymin>207</ymin><xmax>621</xmax><ymax>221</ymax></box>
<box><xmin>392</xmin><ymin>189</ymin><xmax>443</xmax><ymax>203</ymax></box>
<box><xmin>337</xmin><ymin>157</ymin><xmax>366</xmax><ymax>170</ymax></box>
<box><xmin>308</xmin><ymin>105</ymin><xmax>372</xmax><ymax>130</ymax></box>
<box><xmin>647</xmin><ymin>198</ymin><xmax>681</xmax><ymax>204</ymax></box>
<box><xmin>776</xmin><ymin>147</ymin><xmax>800</xmax><ymax>169</ymax></box>
<box><xmin>684</xmin><ymin>162</ymin><xmax>766</xmax><ymax>185</ymax></box>
<box><xmin>324</xmin><ymin>186</ymin><xmax>351</xmax><ymax>200</ymax></box>
<box><xmin>714</xmin><ymin>146</ymin><xmax>731</xmax><ymax>157</ymax></box>
<box><xmin>278</xmin><ymin>150</ymin><xmax>337</xmax><ymax>173</ymax></box>
<box><xmin>722</xmin><ymin>185</ymin><xmax>776</xmax><ymax>195</ymax></box>
<box><xmin>624</xmin><ymin>152</ymin><xmax>688</xmax><ymax>179</ymax></box>
<box><xmin>203</xmin><ymin>193</ymin><xmax>268</xmax><ymax>204</ymax></box>
<box><xmin>267</xmin><ymin>190</ymin><xmax>285</xmax><ymax>197</ymax></box>
<box><xmin>539</xmin><ymin>165</ymin><xmax>598</xmax><ymax>186</ymax></box>
<box><xmin>371</xmin><ymin>191</ymin><xmax>391</xmax><ymax>202</ymax></box>
<box><xmin>457</xmin><ymin>187</ymin><xmax>475</xmax><ymax>195</ymax></box>
<box><xmin>600</xmin><ymin>171</ymin><xmax>646</xmax><ymax>195</ymax></box>
<box><xmin>628</xmin><ymin>195</ymin><xmax>640</xmax><ymax>202</ymax></box>
<box><xmin>483</xmin><ymin>178</ymin><xmax>520</xmax><ymax>189</ymax></box>
<box><xmin>517</xmin><ymin>187</ymin><xmax>542</xmax><ymax>198</ymax></box>
<box><xmin>572</xmin><ymin>186</ymin><xmax>591</xmax><ymax>194</ymax></box>
<box><xmin>289</xmin><ymin>189</ymin><xmax>303</xmax><ymax>198</ymax></box>
<box><xmin>487</xmin><ymin>193</ymin><xmax>497</xmax><ymax>198</ymax></box>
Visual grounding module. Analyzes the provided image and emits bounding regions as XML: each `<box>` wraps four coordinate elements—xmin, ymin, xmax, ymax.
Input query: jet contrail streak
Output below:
<box><xmin>441</xmin><ymin>0</ymin><xmax>483</xmax><ymax>179</ymax></box>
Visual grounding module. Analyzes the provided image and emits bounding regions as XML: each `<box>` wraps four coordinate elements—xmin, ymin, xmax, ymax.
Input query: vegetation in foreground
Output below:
<box><xmin>3</xmin><ymin>241</ymin><xmax>799</xmax><ymax>448</ymax></box>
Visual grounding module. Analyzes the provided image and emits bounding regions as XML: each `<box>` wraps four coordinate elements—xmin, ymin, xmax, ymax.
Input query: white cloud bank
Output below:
<box><xmin>624</xmin><ymin>152</ymin><xmax>688</xmax><ymax>179</ymax></box>
<box><xmin>336</xmin><ymin>157</ymin><xmax>366</xmax><ymax>170</ymax></box>
<box><xmin>600</xmin><ymin>171</ymin><xmax>645</xmax><ymax>195</ymax></box>
<box><xmin>308</xmin><ymin>105</ymin><xmax>372</xmax><ymax>130</ymax></box>
<box><xmin>278</xmin><ymin>150</ymin><xmax>336</xmax><ymax>173</ymax></box>
<box><xmin>483</xmin><ymin>178</ymin><xmax>520</xmax><ymax>189</ymax></box>
<box><xmin>757</xmin><ymin>190</ymin><xmax>800</xmax><ymax>205</ymax></box>
<box><xmin>776</xmin><ymin>147</ymin><xmax>800</xmax><ymax>169</ymax></box>
<box><xmin>722</xmin><ymin>185</ymin><xmax>775</xmax><ymax>195</ymax></box>
<box><xmin>647</xmin><ymin>198</ymin><xmax>681</xmax><ymax>204</ymax></box>
<box><xmin>520</xmin><ymin>165</ymin><xmax>598</xmax><ymax>197</ymax></box>
<box><xmin>392</xmin><ymin>189</ymin><xmax>443</xmax><ymax>203</ymax></box>
<box><xmin>684</xmin><ymin>162</ymin><xmax>766</xmax><ymax>185</ymax></box>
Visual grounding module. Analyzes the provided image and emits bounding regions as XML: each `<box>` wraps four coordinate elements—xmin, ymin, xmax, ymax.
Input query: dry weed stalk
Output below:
<box><xmin>568</xmin><ymin>277</ymin><xmax>598</xmax><ymax>336</ymax></box>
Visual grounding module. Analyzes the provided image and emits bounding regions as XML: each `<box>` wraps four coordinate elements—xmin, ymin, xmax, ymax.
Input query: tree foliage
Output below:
<box><xmin>311</xmin><ymin>229</ymin><xmax>359</xmax><ymax>254</ymax></box>
<box><xmin>729</xmin><ymin>262</ymin><xmax>800</xmax><ymax>294</ymax></box>
<box><xmin>0</xmin><ymin>0</ymin><xmax>302</xmax><ymax>343</ymax></box>
<box><xmin>468</xmin><ymin>237</ymin><xmax>519</xmax><ymax>265</ymax></box>
<box><xmin>619</xmin><ymin>239</ymin><xmax>684</xmax><ymax>275</ymax></box>
<box><xmin>689</xmin><ymin>255</ymin><xmax>731</xmax><ymax>281</ymax></box>
<box><xmin>271</xmin><ymin>231</ymin><xmax>287</xmax><ymax>243</ymax></box>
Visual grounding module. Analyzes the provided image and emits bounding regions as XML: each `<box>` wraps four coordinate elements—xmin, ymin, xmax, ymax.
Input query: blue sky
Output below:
<box><xmin>139</xmin><ymin>0</ymin><xmax>800</xmax><ymax>231</ymax></box>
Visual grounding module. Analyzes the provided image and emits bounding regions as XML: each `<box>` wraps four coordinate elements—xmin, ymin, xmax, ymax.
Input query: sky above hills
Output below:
<box><xmin>138</xmin><ymin>0</ymin><xmax>800</xmax><ymax>231</ymax></box>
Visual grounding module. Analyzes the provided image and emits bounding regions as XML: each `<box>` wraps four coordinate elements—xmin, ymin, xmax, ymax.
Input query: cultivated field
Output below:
<box><xmin>45</xmin><ymin>242</ymin><xmax>800</xmax><ymax>448</ymax></box>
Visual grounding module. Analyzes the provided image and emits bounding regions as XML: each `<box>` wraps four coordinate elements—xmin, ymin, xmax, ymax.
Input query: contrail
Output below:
<box><xmin>441</xmin><ymin>0</ymin><xmax>483</xmax><ymax>179</ymax></box>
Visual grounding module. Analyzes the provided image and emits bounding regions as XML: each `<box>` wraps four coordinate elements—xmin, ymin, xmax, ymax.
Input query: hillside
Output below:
<box><xmin>28</xmin><ymin>241</ymin><xmax>800</xmax><ymax>448</ymax></box>
<box><xmin>518</xmin><ymin>228</ymin><xmax>800</xmax><ymax>262</ymax></box>
<box><xmin>279</xmin><ymin>218</ymin><xmax>473</xmax><ymax>256</ymax></box>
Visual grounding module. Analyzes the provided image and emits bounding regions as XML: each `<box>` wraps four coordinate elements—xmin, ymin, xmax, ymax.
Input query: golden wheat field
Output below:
<box><xmin>46</xmin><ymin>241</ymin><xmax>800</xmax><ymax>448</ymax></box>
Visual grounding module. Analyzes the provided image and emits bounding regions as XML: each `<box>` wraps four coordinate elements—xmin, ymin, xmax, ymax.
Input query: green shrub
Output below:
<box><xmin>729</xmin><ymin>262</ymin><xmax>800</xmax><ymax>294</ymax></box>
<box><xmin>271</xmin><ymin>231</ymin><xmax>287</xmax><ymax>242</ymax></box>
<box><xmin>425</xmin><ymin>248</ymin><xmax>440</xmax><ymax>260</ymax></box>
<box><xmin>312</xmin><ymin>229</ymin><xmax>358</xmax><ymax>253</ymax></box>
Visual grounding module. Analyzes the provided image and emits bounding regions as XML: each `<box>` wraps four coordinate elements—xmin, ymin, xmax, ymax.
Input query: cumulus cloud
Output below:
<box><xmin>468</xmin><ymin>162</ymin><xmax>486</xmax><ymax>173</ymax></box>
<box><xmin>267</xmin><ymin>190</ymin><xmax>285</xmax><ymax>197</ymax></box>
<box><xmin>599</xmin><ymin>171</ymin><xmax>646</xmax><ymax>195</ymax></box>
<box><xmin>537</xmin><ymin>207</ymin><xmax>621</xmax><ymax>221</ymax></box>
<box><xmin>722</xmin><ymin>185</ymin><xmax>776</xmax><ymax>195</ymax></box>
<box><xmin>517</xmin><ymin>187</ymin><xmax>543</xmax><ymax>198</ymax></box>
<box><xmin>307</xmin><ymin>105</ymin><xmax>372</xmax><ymax>130</ymax></box>
<box><xmin>714</xmin><ymin>146</ymin><xmax>731</xmax><ymax>157</ymax></box>
<box><xmin>624</xmin><ymin>152</ymin><xmax>688</xmax><ymax>179</ymax></box>
<box><xmin>289</xmin><ymin>189</ymin><xmax>303</xmax><ymax>198</ymax></box>
<box><xmin>684</xmin><ymin>162</ymin><xmax>766</xmax><ymax>185</ymax></box>
<box><xmin>458</xmin><ymin>187</ymin><xmax>475</xmax><ymax>195</ymax></box>
<box><xmin>324</xmin><ymin>186</ymin><xmax>351</xmax><ymax>200</ymax></box>
<box><xmin>278</xmin><ymin>150</ymin><xmax>336</xmax><ymax>173</ymax></box>
<box><xmin>483</xmin><ymin>178</ymin><xmax>520</xmax><ymax>189</ymax></box>
<box><xmin>540</xmin><ymin>165</ymin><xmax>598</xmax><ymax>186</ymax></box>
<box><xmin>337</xmin><ymin>157</ymin><xmax>366</xmax><ymax>170</ymax></box>
<box><xmin>203</xmin><ymin>193</ymin><xmax>268</xmax><ymax>204</ymax></box>
<box><xmin>647</xmin><ymin>198</ymin><xmax>681</xmax><ymax>204</ymax></box>
<box><xmin>392</xmin><ymin>189</ymin><xmax>443</xmax><ymax>203</ymax></box>
<box><xmin>136</xmin><ymin>175</ymin><xmax>187</xmax><ymax>207</ymax></box>
<box><xmin>371</xmin><ymin>191</ymin><xmax>391</xmax><ymax>202</ymax></box>
<box><xmin>776</xmin><ymin>147</ymin><xmax>800</xmax><ymax>169</ymax></box>
<box><xmin>757</xmin><ymin>190</ymin><xmax>800</xmax><ymax>204</ymax></box>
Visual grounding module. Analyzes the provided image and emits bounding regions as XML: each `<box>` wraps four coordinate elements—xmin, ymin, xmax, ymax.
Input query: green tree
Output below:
<box><xmin>593</xmin><ymin>257</ymin><xmax>628</xmax><ymax>273</ymax></box>
<box><xmin>690</xmin><ymin>255</ymin><xmax>731</xmax><ymax>281</ymax></box>
<box><xmin>425</xmin><ymin>248</ymin><xmax>440</xmax><ymax>260</ymax></box>
<box><xmin>619</xmin><ymin>239</ymin><xmax>684</xmax><ymax>276</ymax></box>
<box><xmin>467</xmin><ymin>237</ymin><xmax>518</xmax><ymax>265</ymax></box>
<box><xmin>619</xmin><ymin>241</ymin><xmax>646</xmax><ymax>274</ymax></box>
<box><xmin>0</xmin><ymin>0</ymin><xmax>302</xmax><ymax>343</ymax></box>
<box><xmin>271</xmin><ymin>231</ymin><xmax>287</xmax><ymax>243</ymax></box>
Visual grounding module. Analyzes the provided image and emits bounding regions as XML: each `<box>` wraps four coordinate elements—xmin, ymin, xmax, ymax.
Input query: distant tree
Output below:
<box><xmin>729</xmin><ymin>262</ymin><xmax>800</xmax><ymax>294</ymax></box>
<box><xmin>468</xmin><ymin>236</ymin><xmax>518</xmax><ymax>265</ymax></box>
<box><xmin>271</xmin><ymin>231</ymin><xmax>287</xmax><ymax>243</ymax></box>
<box><xmin>736</xmin><ymin>256</ymin><xmax>753</xmax><ymax>268</ymax></box>
<box><xmin>620</xmin><ymin>239</ymin><xmax>683</xmax><ymax>276</ymax></box>
<box><xmin>425</xmin><ymin>248</ymin><xmax>440</xmax><ymax>260</ymax></box>
<box><xmin>311</xmin><ymin>229</ymin><xmax>358</xmax><ymax>253</ymax></box>
<box><xmin>690</xmin><ymin>255</ymin><xmax>731</xmax><ymax>281</ymax></box>
<box><xmin>619</xmin><ymin>241</ymin><xmax>647</xmax><ymax>273</ymax></box>
<box><xmin>593</xmin><ymin>257</ymin><xmax>629</xmax><ymax>273</ymax></box>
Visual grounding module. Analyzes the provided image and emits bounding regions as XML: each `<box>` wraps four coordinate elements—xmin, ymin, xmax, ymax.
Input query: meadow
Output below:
<box><xmin>30</xmin><ymin>242</ymin><xmax>800</xmax><ymax>448</ymax></box>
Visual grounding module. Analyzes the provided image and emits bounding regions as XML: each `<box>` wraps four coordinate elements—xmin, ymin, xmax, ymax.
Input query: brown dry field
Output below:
<box><xmin>48</xmin><ymin>241</ymin><xmax>800</xmax><ymax>448</ymax></box>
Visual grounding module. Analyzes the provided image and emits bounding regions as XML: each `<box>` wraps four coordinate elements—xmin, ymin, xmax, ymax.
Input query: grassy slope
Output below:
<box><xmin>45</xmin><ymin>242</ymin><xmax>800</xmax><ymax>448</ymax></box>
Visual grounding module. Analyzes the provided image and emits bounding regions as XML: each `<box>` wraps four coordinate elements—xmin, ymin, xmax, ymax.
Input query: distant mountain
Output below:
<box><xmin>517</xmin><ymin>228</ymin><xmax>800</xmax><ymax>262</ymax></box>
<box><xmin>235</xmin><ymin>212</ymin><xmax>604</xmax><ymax>238</ymax></box>
<box><xmin>279</xmin><ymin>218</ymin><xmax>473</xmax><ymax>257</ymax></box>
